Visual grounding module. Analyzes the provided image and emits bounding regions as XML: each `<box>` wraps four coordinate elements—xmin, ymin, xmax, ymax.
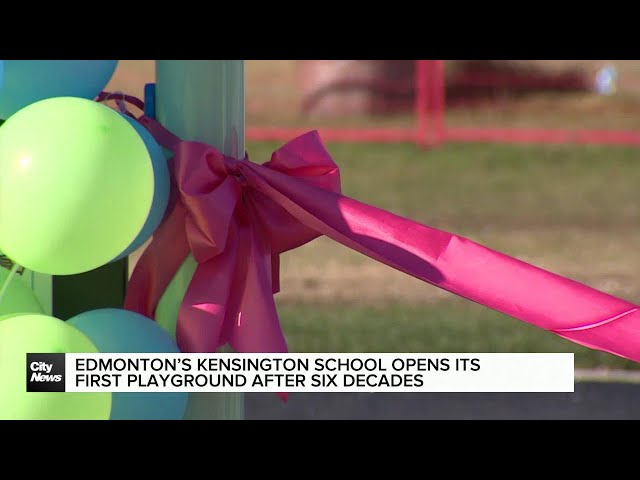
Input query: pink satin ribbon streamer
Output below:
<box><xmin>125</xmin><ymin>114</ymin><xmax>640</xmax><ymax>370</ymax></box>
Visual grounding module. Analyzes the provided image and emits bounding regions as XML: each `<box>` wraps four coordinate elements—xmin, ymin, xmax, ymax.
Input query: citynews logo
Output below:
<box><xmin>26</xmin><ymin>353</ymin><xmax>66</xmax><ymax>392</ymax></box>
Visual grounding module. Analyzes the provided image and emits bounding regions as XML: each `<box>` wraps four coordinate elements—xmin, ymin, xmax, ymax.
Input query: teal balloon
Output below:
<box><xmin>0</xmin><ymin>60</ymin><xmax>118</xmax><ymax>119</ymax></box>
<box><xmin>67</xmin><ymin>308</ymin><xmax>187</xmax><ymax>420</ymax></box>
<box><xmin>113</xmin><ymin>116</ymin><xmax>170</xmax><ymax>260</ymax></box>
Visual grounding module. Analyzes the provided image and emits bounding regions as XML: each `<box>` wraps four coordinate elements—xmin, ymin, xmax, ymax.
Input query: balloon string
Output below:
<box><xmin>96</xmin><ymin>91</ymin><xmax>144</xmax><ymax>119</ymax></box>
<box><xmin>0</xmin><ymin>263</ymin><xmax>20</xmax><ymax>306</ymax></box>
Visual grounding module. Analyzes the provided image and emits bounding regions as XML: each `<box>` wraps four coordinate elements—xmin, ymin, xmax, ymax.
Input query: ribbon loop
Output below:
<box><xmin>126</xmin><ymin>129</ymin><xmax>342</xmax><ymax>356</ymax></box>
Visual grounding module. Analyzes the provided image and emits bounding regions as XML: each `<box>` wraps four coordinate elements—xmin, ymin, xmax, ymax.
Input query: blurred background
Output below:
<box><xmin>110</xmin><ymin>60</ymin><xmax>640</xmax><ymax>373</ymax></box>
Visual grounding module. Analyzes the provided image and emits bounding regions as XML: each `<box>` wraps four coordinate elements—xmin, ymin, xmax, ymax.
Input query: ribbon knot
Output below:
<box><xmin>126</xmin><ymin>129</ymin><xmax>342</xmax><ymax>355</ymax></box>
<box><xmin>222</xmin><ymin>154</ymin><xmax>248</xmax><ymax>182</ymax></box>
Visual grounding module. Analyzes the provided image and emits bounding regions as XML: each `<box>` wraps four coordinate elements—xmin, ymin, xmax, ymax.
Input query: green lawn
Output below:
<box><xmin>247</xmin><ymin>140</ymin><xmax>640</xmax><ymax>370</ymax></box>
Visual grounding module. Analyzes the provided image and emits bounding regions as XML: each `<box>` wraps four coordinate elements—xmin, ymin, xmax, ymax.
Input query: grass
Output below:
<box><xmin>277</xmin><ymin>303</ymin><xmax>639</xmax><ymax>370</ymax></box>
<box><xmin>246</xmin><ymin>140</ymin><xmax>640</xmax><ymax>369</ymax></box>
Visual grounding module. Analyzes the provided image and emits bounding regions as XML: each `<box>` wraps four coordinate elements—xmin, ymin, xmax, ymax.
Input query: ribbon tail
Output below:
<box><xmin>176</xmin><ymin>213</ymin><xmax>250</xmax><ymax>353</ymax></box>
<box><xmin>222</xmin><ymin>205</ymin><xmax>288</xmax><ymax>402</ymax></box>
<box><xmin>177</xmin><ymin>204</ymin><xmax>286</xmax><ymax>359</ymax></box>
<box><xmin>225</xmin><ymin>211</ymin><xmax>287</xmax><ymax>355</ymax></box>
<box><xmin>247</xmin><ymin>165</ymin><xmax>640</xmax><ymax>364</ymax></box>
<box><xmin>125</xmin><ymin>203</ymin><xmax>191</xmax><ymax>320</ymax></box>
<box><xmin>229</xmin><ymin>243</ymin><xmax>289</xmax><ymax>401</ymax></box>
<box><xmin>177</xmin><ymin>239</ymin><xmax>242</xmax><ymax>354</ymax></box>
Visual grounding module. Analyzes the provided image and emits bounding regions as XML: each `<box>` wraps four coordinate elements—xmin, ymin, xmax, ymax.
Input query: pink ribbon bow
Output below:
<box><xmin>125</xmin><ymin>115</ymin><xmax>640</xmax><ymax>372</ymax></box>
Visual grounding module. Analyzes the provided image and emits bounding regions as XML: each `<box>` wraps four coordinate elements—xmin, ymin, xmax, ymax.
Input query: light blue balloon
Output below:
<box><xmin>0</xmin><ymin>60</ymin><xmax>118</xmax><ymax>119</ymax></box>
<box><xmin>67</xmin><ymin>308</ymin><xmax>188</xmax><ymax>420</ymax></box>
<box><xmin>113</xmin><ymin>115</ymin><xmax>170</xmax><ymax>260</ymax></box>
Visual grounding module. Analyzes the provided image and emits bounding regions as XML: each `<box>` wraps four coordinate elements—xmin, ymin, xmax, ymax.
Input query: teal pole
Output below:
<box><xmin>155</xmin><ymin>60</ymin><xmax>245</xmax><ymax>420</ymax></box>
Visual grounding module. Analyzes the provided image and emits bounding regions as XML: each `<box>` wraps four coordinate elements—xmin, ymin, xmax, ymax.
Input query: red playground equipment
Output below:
<box><xmin>246</xmin><ymin>60</ymin><xmax>640</xmax><ymax>147</ymax></box>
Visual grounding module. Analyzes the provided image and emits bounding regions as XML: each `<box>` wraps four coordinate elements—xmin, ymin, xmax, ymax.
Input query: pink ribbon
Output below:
<box><xmin>125</xmin><ymin>114</ymin><xmax>640</xmax><ymax>375</ymax></box>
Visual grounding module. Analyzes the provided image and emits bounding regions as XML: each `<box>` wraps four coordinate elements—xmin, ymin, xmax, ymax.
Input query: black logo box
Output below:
<box><xmin>26</xmin><ymin>353</ymin><xmax>66</xmax><ymax>392</ymax></box>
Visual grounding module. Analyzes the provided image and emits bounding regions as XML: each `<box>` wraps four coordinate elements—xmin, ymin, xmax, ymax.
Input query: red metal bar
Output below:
<box><xmin>415</xmin><ymin>60</ymin><xmax>430</xmax><ymax>147</ymax></box>
<box><xmin>431</xmin><ymin>60</ymin><xmax>446</xmax><ymax>146</ymax></box>
<box><xmin>444</xmin><ymin>127</ymin><xmax>640</xmax><ymax>146</ymax></box>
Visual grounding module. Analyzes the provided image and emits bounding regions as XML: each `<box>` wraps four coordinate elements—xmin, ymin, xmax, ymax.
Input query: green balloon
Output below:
<box><xmin>0</xmin><ymin>267</ymin><xmax>44</xmax><ymax>316</ymax></box>
<box><xmin>155</xmin><ymin>254</ymin><xmax>198</xmax><ymax>339</ymax></box>
<box><xmin>0</xmin><ymin>313</ymin><xmax>112</xmax><ymax>420</ymax></box>
<box><xmin>0</xmin><ymin>97</ymin><xmax>154</xmax><ymax>275</ymax></box>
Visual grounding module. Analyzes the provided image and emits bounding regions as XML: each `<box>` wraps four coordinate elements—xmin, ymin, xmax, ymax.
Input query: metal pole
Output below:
<box><xmin>432</xmin><ymin>60</ymin><xmax>446</xmax><ymax>146</ymax></box>
<box><xmin>155</xmin><ymin>60</ymin><xmax>245</xmax><ymax>420</ymax></box>
<box><xmin>415</xmin><ymin>60</ymin><xmax>430</xmax><ymax>148</ymax></box>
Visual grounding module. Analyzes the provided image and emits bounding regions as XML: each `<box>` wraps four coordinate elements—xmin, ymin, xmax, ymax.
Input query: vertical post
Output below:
<box><xmin>155</xmin><ymin>60</ymin><xmax>245</xmax><ymax>420</ymax></box>
<box><xmin>50</xmin><ymin>260</ymin><xmax>128</xmax><ymax>320</ymax></box>
<box><xmin>415</xmin><ymin>60</ymin><xmax>431</xmax><ymax>148</ymax></box>
<box><xmin>24</xmin><ymin>245</ymin><xmax>128</xmax><ymax>320</ymax></box>
<box><xmin>431</xmin><ymin>60</ymin><xmax>446</xmax><ymax>146</ymax></box>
